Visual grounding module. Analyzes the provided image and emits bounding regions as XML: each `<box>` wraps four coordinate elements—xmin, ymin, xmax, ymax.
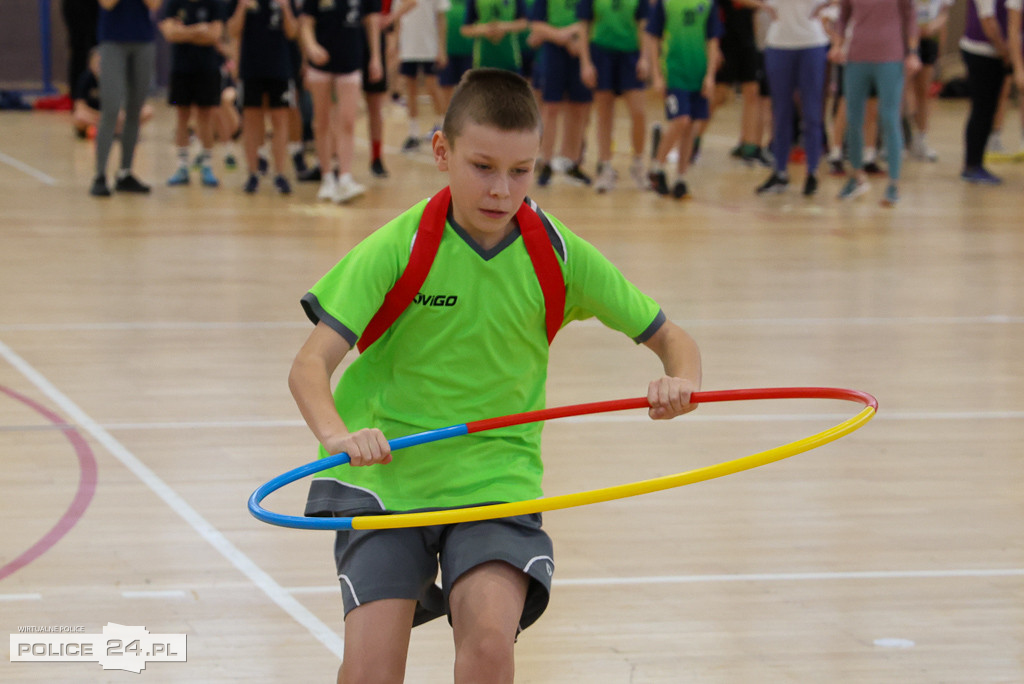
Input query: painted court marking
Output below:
<box><xmin>0</xmin><ymin>340</ymin><xmax>345</xmax><ymax>660</ymax></box>
<box><xmin>0</xmin><ymin>150</ymin><xmax>58</xmax><ymax>186</ymax></box>
<box><xmin>0</xmin><ymin>385</ymin><xmax>97</xmax><ymax>582</ymax></box>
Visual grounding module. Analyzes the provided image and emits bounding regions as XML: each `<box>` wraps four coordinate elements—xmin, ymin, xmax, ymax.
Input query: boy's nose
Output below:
<box><xmin>489</xmin><ymin>174</ymin><xmax>511</xmax><ymax>198</ymax></box>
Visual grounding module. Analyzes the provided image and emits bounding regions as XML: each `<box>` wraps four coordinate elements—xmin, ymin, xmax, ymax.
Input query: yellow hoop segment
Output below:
<box><xmin>350</xmin><ymin>404</ymin><xmax>876</xmax><ymax>530</ymax></box>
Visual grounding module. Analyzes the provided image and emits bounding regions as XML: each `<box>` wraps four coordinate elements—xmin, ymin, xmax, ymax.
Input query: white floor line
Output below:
<box><xmin>281</xmin><ymin>566</ymin><xmax>1024</xmax><ymax>595</ymax></box>
<box><xmin>0</xmin><ymin>339</ymin><xmax>344</xmax><ymax>660</ymax></box>
<box><xmin>0</xmin><ymin>593</ymin><xmax>43</xmax><ymax>601</ymax></box>
<box><xmin>121</xmin><ymin>590</ymin><xmax>188</xmax><ymax>599</ymax></box>
<box><xmin>0</xmin><ymin>150</ymin><xmax>58</xmax><ymax>186</ymax></box>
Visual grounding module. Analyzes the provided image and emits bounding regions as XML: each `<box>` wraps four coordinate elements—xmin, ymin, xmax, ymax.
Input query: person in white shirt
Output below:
<box><xmin>394</xmin><ymin>0</ymin><xmax>449</xmax><ymax>151</ymax></box>
<box><xmin>906</xmin><ymin>0</ymin><xmax>953</xmax><ymax>161</ymax></box>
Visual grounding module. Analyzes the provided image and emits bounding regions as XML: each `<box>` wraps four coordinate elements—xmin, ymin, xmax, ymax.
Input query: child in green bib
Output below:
<box><xmin>289</xmin><ymin>68</ymin><xmax>702</xmax><ymax>683</ymax></box>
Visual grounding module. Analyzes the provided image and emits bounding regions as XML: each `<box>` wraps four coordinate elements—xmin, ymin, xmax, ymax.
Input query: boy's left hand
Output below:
<box><xmin>647</xmin><ymin>376</ymin><xmax>698</xmax><ymax>420</ymax></box>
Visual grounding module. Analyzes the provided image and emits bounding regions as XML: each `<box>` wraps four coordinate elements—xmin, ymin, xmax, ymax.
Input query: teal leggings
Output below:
<box><xmin>843</xmin><ymin>61</ymin><xmax>905</xmax><ymax>181</ymax></box>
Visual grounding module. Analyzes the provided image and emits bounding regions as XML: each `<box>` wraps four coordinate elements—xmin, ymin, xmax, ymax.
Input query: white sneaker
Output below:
<box><xmin>594</xmin><ymin>164</ymin><xmax>617</xmax><ymax>194</ymax></box>
<box><xmin>317</xmin><ymin>172</ymin><xmax>337</xmax><ymax>201</ymax></box>
<box><xmin>629</xmin><ymin>157</ymin><xmax>649</xmax><ymax>189</ymax></box>
<box><xmin>910</xmin><ymin>134</ymin><xmax>938</xmax><ymax>162</ymax></box>
<box><xmin>333</xmin><ymin>172</ymin><xmax>366</xmax><ymax>204</ymax></box>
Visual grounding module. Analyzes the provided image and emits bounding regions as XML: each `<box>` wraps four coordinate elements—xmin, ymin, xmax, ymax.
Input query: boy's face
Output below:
<box><xmin>432</xmin><ymin>121</ymin><xmax>540</xmax><ymax>250</ymax></box>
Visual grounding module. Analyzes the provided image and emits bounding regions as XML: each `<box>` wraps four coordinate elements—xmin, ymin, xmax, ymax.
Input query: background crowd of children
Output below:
<box><xmin>72</xmin><ymin>0</ymin><xmax>1024</xmax><ymax>206</ymax></box>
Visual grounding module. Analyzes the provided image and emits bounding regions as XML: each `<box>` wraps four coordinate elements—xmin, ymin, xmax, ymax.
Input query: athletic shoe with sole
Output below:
<box><xmin>115</xmin><ymin>173</ymin><xmax>151</xmax><ymax>193</ymax></box>
<box><xmin>167</xmin><ymin>167</ymin><xmax>190</xmax><ymax>186</ymax></box>
<box><xmin>199</xmin><ymin>166</ymin><xmax>219</xmax><ymax>187</ymax></box>
<box><xmin>960</xmin><ymin>166</ymin><xmax>1002</xmax><ymax>184</ymax></box>
<box><xmin>334</xmin><ymin>173</ymin><xmax>366</xmax><ymax>203</ymax></box>
<box><xmin>565</xmin><ymin>164</ymin><xmax>592</xmax><ymax>186</ymax></box>
<box><xmin>837</xmin><ymin>176</ymin><xmax>870</xmax><ymax>200</ymax></box>
<box><xmin>89</xmin><ymin>175</ymin><xmax>111</xmax><ymax>197</ymax></box>
<box><xmin>880</xmin><ymin>183</ymin><xmax>899</xmax><ymax>206</ymax></box>
<box><xmin>756</xmin><ymin>173</ymin><xmax>789</xmax><ymax>195</ymax></box>
<box><xmin>649</xmin><ymin>169</ymin><xmax>669</xmax><ymax>196</ymax></box>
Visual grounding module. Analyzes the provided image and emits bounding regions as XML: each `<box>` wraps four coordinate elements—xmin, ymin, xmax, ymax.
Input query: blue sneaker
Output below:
<box><xmin>881</xmin><ymin>183</ymin><xmax>899</xmax><ymax>206</ymax></box>
<box><xmin>273</xmin><ymin>174</ymin><xmax>292</xmax><ymax>194</ymax></box>
<box><xmin>837</xmin><ymin>176</ymin><xmax>869</xmax><ymax>200</ymax></box>
<box><xmin>167</xmin><ymin>166</ymin><xmax>190</xmax><ymax>186</ymax></box>
<box><xmin>960</xmin><ymin>166</ymin><xmax>1002</xmax><ymax>185</ymax></box>
<box><xmin>243</xmin><ymin>173</ymin><xmax>259</xmax><ymax>193</ymax></box>
<box><xmin>199</xmin><ymin>165</ymin><xmax>219</xmax><ymax>187</ymax></box>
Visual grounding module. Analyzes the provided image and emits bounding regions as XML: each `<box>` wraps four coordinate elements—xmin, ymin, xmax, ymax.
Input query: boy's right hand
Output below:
<box><xmin>325</xmin><ymin>428</ymin><xmax>392</xmax><ymax>466</ymax></box>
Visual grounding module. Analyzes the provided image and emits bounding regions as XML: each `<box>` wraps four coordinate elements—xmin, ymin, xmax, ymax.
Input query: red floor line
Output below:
<box><xmin>0</xmin><ymin>385</ymin><xmax>98</xmax><ymax>581</ymax></box>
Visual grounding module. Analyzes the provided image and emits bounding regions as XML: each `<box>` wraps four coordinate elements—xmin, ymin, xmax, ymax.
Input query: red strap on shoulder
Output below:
<box><xmin>357</xmin><ymin>187</ymin><xmax>565</xmax><ymax>352</ymax></box>
<box><xmin>356</xmin><ymin>187</ymin><xmax>450</xmax><ymax>352</ymax></box>
<box><xmin>517</xmin><ymin>202</ymin><xmax>565</xmax><ymax>344</ymax></box>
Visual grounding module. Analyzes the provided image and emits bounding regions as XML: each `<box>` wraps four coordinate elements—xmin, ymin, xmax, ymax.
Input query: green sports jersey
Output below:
<box><xmin>545</xmin><ymin>0</ymin><xmax>579</xmax><ymax>28</ymax></box>
<box><xmin>447</xmin><ymin>0</ymin><xmax>474</xmax><ymax>57</ymax></box>
<box><xmin>653</xmin><ymin>0</ymin><xmax>716</xmax><ymax>91</ymax></box>
<box><xmin>301</xmin><ymin>195</ymin><xmax>665</xmax><ymax>513</ymax></box>
<box><xmin>470</xmin><ymin>0</ymin><xmax>523</xmax><ymax>70</ymax></box>
<box><xmin>588</xmin><ymin>0</ymin><xmax>643</xmax><ymax>52</ymax></box>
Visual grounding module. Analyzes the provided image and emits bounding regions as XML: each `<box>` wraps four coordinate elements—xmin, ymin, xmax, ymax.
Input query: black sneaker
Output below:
<box><xmin>729</xmin><ymin>143</ymin><xmax>744</xmax><ymax>159</ymax></box>
<box><xmin>114</xmin><ymin>173</ymin><xmax>151</xmax><ymax>193</ymax></box>
<box><xmin>803</xmin><ymin>174</ymin><xmax>818</xmax><ymax>197</ymax></box>
<box><xmin>401</xmin><ymin>136</ymin><xmax>420</xmax><ymax>153</ymax></box>
<box><xmin>649</xmin><ymin>169</ymin><xmax>669</xmax><ymax>195</ymax></box>
<box><xmin>828</xmin><ymin>158</ymin><xmax>845</xmax><ymax>176</ymax></box>
<box><xmin>536</xmin><ymin>163</ymin><xmax>553</xmax><ymax>187</ymax></box>
<box><xmin>756</xmin><ymin>172</ymin><xmax>789</xmax><ymax>195</ymax></box>
<box><xmin>297</xmin><ymin>165</ymin><xmax>322</xmax><ymax>183</ymax></box>
<box><xmin>863</xmin><ymin>160</ymin><xmax>885</xmax><ymax>175</ymax></box>
<box><xmin>273</xmin><ymin>174</ymin><xmax>292</xmax><ymax>194</ymax></box>
<box><xmin>671</xmin><ymin>180</ymin><xmax>689</xmax><ymax>199</ymax></box>
<box><xmin>243</xmin><ymin>173</ymin><xmax>259</xmax><ymax>193</ymax></box>
<box><xmin>370</xmin><ymin>158</ymin><xmax>389</xmax><ymax>178</ymax></box>
<box><xmin>292</xmin><ymin>151</ymin><xmax>309</xmax><ymax>175</ymax></box>
<box><xmin>257</xmin><ymin>155</ymin><xmax>269</xmax><ymax>175</ymax></box>
<box><xmin>565</xmin><ymin>163</ymin><xmax>592</xmax><ymax>186</ymax></box>
<box><xmin>743</xmin><ymin>146</ymin><xmax>773</xmax><ymax>168</ymax></box>
<box><xmin>89</xmin><ymin>175</ymin><xmax>111</xmax><ymax>197</ymax></box>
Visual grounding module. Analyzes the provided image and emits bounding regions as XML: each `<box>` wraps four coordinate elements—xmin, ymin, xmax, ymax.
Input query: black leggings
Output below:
<box><xmin>961</xmin><ymin>49</ymin><xmax>1009</xmax><ymax>169</ymax></box>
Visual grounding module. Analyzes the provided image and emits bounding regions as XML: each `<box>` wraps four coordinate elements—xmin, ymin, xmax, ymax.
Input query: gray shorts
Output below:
<box><xmin>333</xmin><ymin>514</ymin><xmax>554</xmax><ymax>631</ymax></box>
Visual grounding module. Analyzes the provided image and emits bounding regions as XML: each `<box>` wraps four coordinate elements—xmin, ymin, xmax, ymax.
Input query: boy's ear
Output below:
<box><xmin>432</xmin><ymin>130</ymin><xmax>450</xmax><ymax>172</ymax></box>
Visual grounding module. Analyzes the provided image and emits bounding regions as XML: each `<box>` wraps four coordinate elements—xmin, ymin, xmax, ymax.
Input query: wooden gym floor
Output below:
<box><xmin>1</xmin><ymin>93</ymin><xmax>1022</xmax><ymax>683</ymax></box>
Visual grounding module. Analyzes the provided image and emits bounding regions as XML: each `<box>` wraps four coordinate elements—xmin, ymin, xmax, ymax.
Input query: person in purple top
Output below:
<box><xmin>959</xmin><ymin>0</ymin><xmax>1021</xmax><ymax>184</ymax></box>
<box><xmin>90</xmin><ymin>0</ymin><xmax>162</xmax><ymax>198</ymax></box>
<box><xmin>829</xmin><ymin>0</ymin><xmax>918</xmax><ymax>207</ymax></box>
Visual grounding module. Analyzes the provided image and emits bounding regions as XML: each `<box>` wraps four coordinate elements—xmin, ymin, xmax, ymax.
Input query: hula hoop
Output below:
<box><xmin>249</xmin><ymin>387</ymin><xmax>877</xmax><ymax>531</ymax></box>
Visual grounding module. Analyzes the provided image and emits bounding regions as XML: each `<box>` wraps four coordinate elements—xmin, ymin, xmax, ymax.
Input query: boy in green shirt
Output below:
<box><xmin>644</xmin><ymin>0</ymin><xmax>720</xmax><ymax>199</ymax></box>
<box><xmin>575</xmin><ymin>0</ymin><xmax>651</xmax><ymax>192</ymax></box>
<box><xmin>290</xmin><ymin>68</ymin><xmax>702</xmax><ymax>682</ymax></box>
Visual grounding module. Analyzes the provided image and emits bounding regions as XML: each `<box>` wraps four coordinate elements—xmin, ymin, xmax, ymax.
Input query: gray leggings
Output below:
<box><xmin>95</xmin><ymin>41</ymin><xmax>154</xmax><ymax>177</ymax></box>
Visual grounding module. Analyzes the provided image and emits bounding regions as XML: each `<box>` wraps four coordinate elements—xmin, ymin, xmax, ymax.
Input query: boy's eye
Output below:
<box><xmin>475</xmin><ymin>163</ymin><xmax>491</xmax><ymax>171</ymax></box>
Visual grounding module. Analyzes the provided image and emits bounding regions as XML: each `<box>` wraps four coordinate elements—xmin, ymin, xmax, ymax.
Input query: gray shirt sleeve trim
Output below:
<box><xmin>300</xmin><ymin>292</ymin><xmax>359</xmax><ymax>347</ymax></box>
<box><xmin>633</xmin><ymin>309</ymin><xmax>666</xmax><ymax>344</ymax></box>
